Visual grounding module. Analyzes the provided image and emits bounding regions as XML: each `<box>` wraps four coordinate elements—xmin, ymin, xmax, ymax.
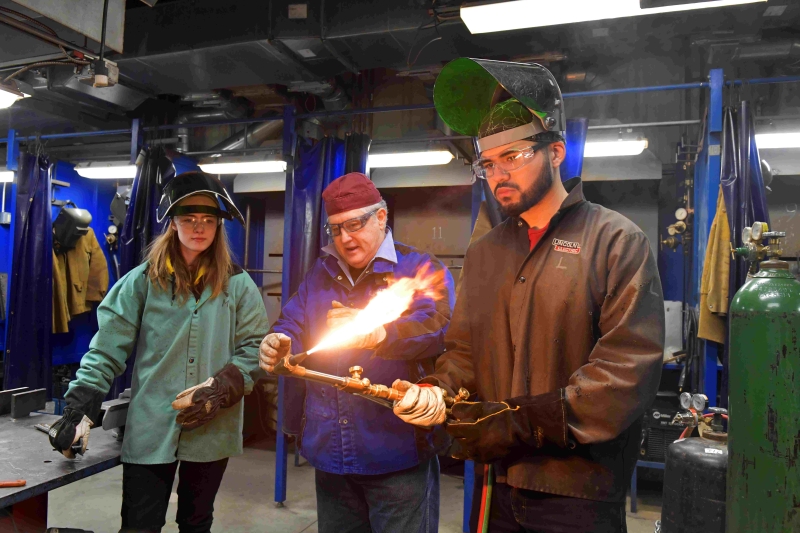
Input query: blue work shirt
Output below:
<box><xmin>272</xmin><ymin>231</ymin><xmax>455</xmax><ymax>475</ymax></box>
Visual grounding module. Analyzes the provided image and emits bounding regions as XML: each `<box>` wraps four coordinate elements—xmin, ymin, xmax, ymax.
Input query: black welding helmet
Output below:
<box><xmin>434</xmin><ymin>58</ymin><xmax>565</xmax><ymax>153</ymax></box>
<box><xmin>157</xmin><ymin>171</ymin><xmax>244</xmax><ymax>225</ymax></box>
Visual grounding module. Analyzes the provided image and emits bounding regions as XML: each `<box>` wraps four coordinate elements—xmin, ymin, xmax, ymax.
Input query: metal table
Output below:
<box><xmin>0</xmin><ymin>412</ymin><xmax>122</xmax><ymax>532</ymax></box>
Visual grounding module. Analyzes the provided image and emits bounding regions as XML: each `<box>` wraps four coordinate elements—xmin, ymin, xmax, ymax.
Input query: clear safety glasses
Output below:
<box><xmin>471</xmin><ymin>142</ymin><xmax>551</xmax><ymax>181</ymax></box>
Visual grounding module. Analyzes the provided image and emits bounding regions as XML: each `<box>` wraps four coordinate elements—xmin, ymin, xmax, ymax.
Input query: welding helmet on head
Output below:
<box><xmin>434</xmin><ymin>58</ymin><xmax>565</xmax><ymax>154</ymax></box>
<box><xmin>156</xmin><ymin>171</ymin><xmax>244</xmax><ymax>225</ymax></box>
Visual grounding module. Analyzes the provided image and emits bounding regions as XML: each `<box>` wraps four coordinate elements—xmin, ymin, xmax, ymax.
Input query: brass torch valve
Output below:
<box><xmin>272</xmin><ymin>353</ymin><xmax>470</xmax><ymax>415</ymax></box>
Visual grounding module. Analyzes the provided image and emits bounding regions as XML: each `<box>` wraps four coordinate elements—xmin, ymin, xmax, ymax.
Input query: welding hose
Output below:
<box><xmin>476</xmin><ymin>463</ymin><xmax>494</xmax><ymax>533</ymax></box>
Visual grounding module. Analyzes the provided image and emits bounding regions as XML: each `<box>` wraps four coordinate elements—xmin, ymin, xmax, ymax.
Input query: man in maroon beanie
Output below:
<box><xmin>259</xmin><ymin>172</ymin><xmax>456</xmax><ymax>533</ymax></box>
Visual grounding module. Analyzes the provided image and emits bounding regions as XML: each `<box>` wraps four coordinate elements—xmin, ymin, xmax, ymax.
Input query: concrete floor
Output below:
<box><xmin>48</xmin><ymin>437</ymin><xmax>662</xmax><ymax>533</ymax></box>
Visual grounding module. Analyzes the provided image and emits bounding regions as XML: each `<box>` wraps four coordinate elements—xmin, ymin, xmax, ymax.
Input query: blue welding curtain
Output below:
<box><xmin>344</xmin><ymin>133</ymin><xmax>371</xmax><ymax>177</ymax></box>
<box><xmin>119</xmin><ymin>146</ymin><xmax>175</xmax><ymax>276</ymax></box>
<box><xmin>112</xmin><ymin>146</ymin><xmax>175</xmax><ymax>397</ymax></box>
<box><xmin>281</xmin><ymin>137</ymin><xmax>346</xmax><ymax>435</ymax></box>
<box><xmin>3</xmin><ymin>154</ymin><xmax>52</xmax><ymax>392</ymax></box>
<box><xmin>720</xmin><ymin>103</ymin><xmax>771</xmax><ymax>294</ymax></box>
<box><xmin>562</xmin><ymin>118</ymin><xmax>589</xmax><ymax>181</ymax></box>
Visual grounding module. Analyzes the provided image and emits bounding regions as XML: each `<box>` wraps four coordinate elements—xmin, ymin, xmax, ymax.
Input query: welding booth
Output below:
<box><xmin>2</xmin><ymin>67</ymin><xmax>800</xmax><ymax>533</ymax></box>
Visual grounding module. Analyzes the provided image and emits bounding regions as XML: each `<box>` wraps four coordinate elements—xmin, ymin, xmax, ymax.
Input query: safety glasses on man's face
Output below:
<box><xmin>325</xmin><ymin>209</ymin><xmax>377</xmax><ymax>237</ymax></box>
<box><xmin>471</xmin><ymin>142</ymin><xmax>551</xmax><ymax>181</ymax></box>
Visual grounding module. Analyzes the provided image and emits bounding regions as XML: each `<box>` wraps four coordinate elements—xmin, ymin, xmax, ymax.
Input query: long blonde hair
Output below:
<box><xmin>145</xmin><ymin>214</ymin><xmax>234</xmax><ymax>302</ymax></box>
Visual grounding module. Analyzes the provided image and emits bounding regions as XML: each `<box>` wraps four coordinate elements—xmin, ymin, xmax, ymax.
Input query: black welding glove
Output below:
<box><xmin>49</xmin><ymin>385</ymin><xmax>105</xmax><ymax>459</ymax></box>
<box><xmin>445</xmin><ymin>389</ymin><xmax>569</xmax><ymax>463</ymax></box>
<box><xmin>172</xmin><ymin>363</ymin><xmax>245</xmax><ymax>430</ymax></box>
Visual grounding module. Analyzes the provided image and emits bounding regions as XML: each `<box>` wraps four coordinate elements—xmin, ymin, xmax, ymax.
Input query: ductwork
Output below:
<box><xmin>731</xmin><ymin>41</ymin><xmax>800</xmax><ymax>62</ymax></box>
<box><xmin>287</xmin><ymin>80</ymin><xmax>349</xmax><ymax>111</ymax></box>
<box><xmin>176</xmin><ymin>91</ymin><xmax>250</xmax><ymax>153</ymax></box>
<box><xmin>208</xmin><ymin>119</ymin><xmax>284</xmax><ymax>153</ymax></box>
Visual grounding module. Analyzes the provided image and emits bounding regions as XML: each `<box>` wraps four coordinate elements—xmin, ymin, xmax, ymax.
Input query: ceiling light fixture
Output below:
<box><xmin>198</xmin><ymin>160</ymin><xmax>288</xmax><ymax>175</ymax></box>
<box><xmin>368</xmin><ymin>151</ymin><xmax>454</xmax><ymax>168</ymax></box>
<box><xmin>755</xmin><ymin>132</ymin><xmax>800</xmax><ymax>149</ymax></box>
<box><xmin>460</xmin><ymin>0</ymin><xmax>767</xmax><ymax>34</ymax></box>
<box><xmin>0</xmin><ymin>81</ymin><xmax>29</xmax><ymax>110</ymax></box>
<box><xmin>0</xmin><ymin>171</ymin><xmax>14</xmax><ymax>183</ymax></box>
<box><xmin>74</xmin><ymin>161</ymin><xmax>137</xmax><ymax>180</ymax></box>
<box><xmin>583</xmin><ymin>140</ymin><xmax>649</xmax><ymax>158</ymax></box>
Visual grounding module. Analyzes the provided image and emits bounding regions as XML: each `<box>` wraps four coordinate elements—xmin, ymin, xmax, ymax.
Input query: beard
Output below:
<box><xmin>495</xmin><ymin>161</ymin><xmax>554</xmax><ymax>218</ymax></box>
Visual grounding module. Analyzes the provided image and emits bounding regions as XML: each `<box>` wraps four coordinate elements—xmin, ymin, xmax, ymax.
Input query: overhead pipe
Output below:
<box><xmin>0</xmin><ymin>12</ymin><xmax>99</xmax><ymax>60</ymax></box>
<box><xmin>3</xmin><ymin>75</ymin><xmax>799</xmax><ymax>145</ymax></box>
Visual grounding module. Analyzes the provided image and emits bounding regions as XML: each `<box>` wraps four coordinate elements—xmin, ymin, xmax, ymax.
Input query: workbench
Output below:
<box><xmin>0</xmin><ymin>412</ymin><xmax>122</xmax><ymax>532</ymax></box>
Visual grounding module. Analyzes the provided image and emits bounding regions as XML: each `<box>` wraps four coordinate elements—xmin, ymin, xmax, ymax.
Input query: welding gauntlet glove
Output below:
<box><xmin>49</xmin><ymin>385</ymin><xmax>105</xmax><ymax>459</ymax></box>
<box><xmin>445</xmin><ymin>390</ymin><xmax>569</xmax><ymax>463</ymax></box>
<box><xmin>392</xmin><ymin>380</ymin><xmax>447</xmax><ymax>427</ymax></box>
<box><xmin>326</xmin><ymin>301</ymin><xmax>387</xmax><ymax>350</ymax></box>
<box><xmin>172</xmin><ymin>363</ymin><xmax>245</xmax><ymax>430</ymax></box>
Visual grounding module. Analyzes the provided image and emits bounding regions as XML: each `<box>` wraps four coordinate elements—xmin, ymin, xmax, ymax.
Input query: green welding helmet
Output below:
<box><xmin>434</xmin><ymin>58</ymin><xmax>565</xmax><ymax>153</ymax></box>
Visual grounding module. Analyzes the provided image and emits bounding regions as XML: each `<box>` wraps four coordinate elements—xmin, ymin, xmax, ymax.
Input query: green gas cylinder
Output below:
<box><xmin>727</xmin><ymin>225</ymin><xmax>800</xmax><ymax>533</ymax></box>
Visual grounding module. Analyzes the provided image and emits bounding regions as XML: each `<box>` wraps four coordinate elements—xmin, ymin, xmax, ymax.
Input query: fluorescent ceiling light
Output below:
<box><xmin>0</xmin><ymin>81</ymin><xmax>29</xmax><ymax>110</ymax></box>
<box><xmin>461</xmin><ymin>0</ymin><xmax>767</xmax><ymax>34</ymax></box>
<box><xmin>0</xmin><ymin>171</ymin><xmax>13</xmax><ymax>183</ymax></box>
<box><xmin>756</xmin><ymin>132</ymin><xmax>800</xmax><ymax>149</ymax></box>
<box><xmin>198</xmin><ymin>160</ymin><xmax>287</xmax><ymax>175</ymax></box>
<box><xmin>74</xmin><ymin>161</ymin><xmax>137</xmax><ymax>180</ymax></box>
<box><xmin>368</xmin><ymin>151</ymin><xmax>454</xmax><ymax>168</ymax></box>
<box><xmin>583</xmin><ymin>140</ymin><xmax>648</xmax><ymax>158</ymax></box>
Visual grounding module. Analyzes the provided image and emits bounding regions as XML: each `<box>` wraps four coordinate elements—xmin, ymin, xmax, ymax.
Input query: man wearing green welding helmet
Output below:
<box><xmin>392</xmin><ymin>58</ymin><xmax>665</xmax><ymax>532</ymax></box>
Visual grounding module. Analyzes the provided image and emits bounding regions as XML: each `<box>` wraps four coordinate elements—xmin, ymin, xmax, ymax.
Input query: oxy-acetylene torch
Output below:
<box><xmin>271</xmin><ymin>266</ymin><xmax>470</xmax><ymax>412</ymax></box>
<box><xmin>271</xmin><ymin>350</ymin><xmax>470</xmax><ymax>411</ymax></box>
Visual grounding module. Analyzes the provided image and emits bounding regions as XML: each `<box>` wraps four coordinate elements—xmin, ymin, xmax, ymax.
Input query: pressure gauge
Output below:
<box><xmin>751</xmin><ymin>221</ymin><xmax>765</xmax><ymax>241</ymax></box>
<box><xmin>108</xmin><ymin>225</ymin><xmax>118</xmax><ymax>235</ymax></box>
<box><xmin>742</xmin><ymin>227</ymin><xmax>752</xmax><ymax>244</ymax></box>
<box><xmin>692</xmin><ymin>394</ymin><xmax>708</xmax><ymax>412</ymax></box>
<box><xmin>675</xmin><ymin>208</ymin><xmax>688</xmax><ymax>221</ymax></box>
<box><xmin>679</xmin><ymin>392</ymin><xmax>692</xmax><ymax>410</ymax></box>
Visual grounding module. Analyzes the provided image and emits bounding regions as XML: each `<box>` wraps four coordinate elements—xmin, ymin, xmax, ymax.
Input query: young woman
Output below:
<box><xmin>48</xmin><ymin>171</ymin><xmax>268</xmax><ymax>533</ymax></box>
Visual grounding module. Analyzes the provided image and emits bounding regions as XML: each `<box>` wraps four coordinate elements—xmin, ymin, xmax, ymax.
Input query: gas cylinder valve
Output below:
<box><xmin>732</xmin><ymin>222</ymin><xmax>785</xmax><ymax>264</ymax></box>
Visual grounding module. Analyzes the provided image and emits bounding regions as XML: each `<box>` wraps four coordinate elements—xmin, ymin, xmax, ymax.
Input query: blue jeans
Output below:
<box><xmin>315</xmin><ymin>456</ymin><xmax>439</xmax><ymax>533</ymax></box>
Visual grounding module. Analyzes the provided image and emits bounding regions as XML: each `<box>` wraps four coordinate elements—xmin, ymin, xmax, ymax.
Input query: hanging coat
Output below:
<box><xmin>66</xmin><ymin>261</ymin><xmax>269</xmax><ymax>464</ymax></box>
<box><xmin>698</xmin><ymin>188</ymin><xmax>731</xmax><ymax>344</ymax></box>
<box><xmin>52</xmin><ymin>228</ymin><xmax>109</xmax><ymax>333</ymax></box>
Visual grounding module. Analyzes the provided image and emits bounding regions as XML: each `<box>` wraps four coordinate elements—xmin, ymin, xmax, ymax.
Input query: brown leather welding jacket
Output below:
<box><xmin>425</xmin><ymin>178</ymin><xmax>665</xmax><ymax>502</ymax></box>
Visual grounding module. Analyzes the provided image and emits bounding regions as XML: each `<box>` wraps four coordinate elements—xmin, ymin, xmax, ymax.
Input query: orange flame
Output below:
<box><xmin>307</xmin><ymin>264</ymin><xmax>446</xmax><ymax>354</ymax></box>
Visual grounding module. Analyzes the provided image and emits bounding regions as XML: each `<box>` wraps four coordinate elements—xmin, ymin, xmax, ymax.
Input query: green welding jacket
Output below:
<box><xmin>67</xmin><ymin>261</ymin><xmax>268</xmax><ymax>464</ymax></box>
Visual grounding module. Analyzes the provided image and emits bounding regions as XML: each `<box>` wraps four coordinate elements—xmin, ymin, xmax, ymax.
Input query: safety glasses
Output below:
<box><xmin>175</xmin><ymin>215</ymin><xmax>220</xmax><ymax>230</ymax></box>
<box><xmin>471</xmin><ymin>142</ymin><xmax>551</xmax><ymax>181</ymax></box>
<box><xmin>324</xmin><ymin>210</ymin><xmax>378</xmax><ymax>237</ymax></box>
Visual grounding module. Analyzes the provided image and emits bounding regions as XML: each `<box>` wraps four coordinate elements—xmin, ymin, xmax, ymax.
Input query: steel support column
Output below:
<box><xmin>5</xmin><ymin>130</ymin><xmax>18</xmax><ymax>171</ymax></box>
<box><xmin>130</xmin><ymin>119</ymin><xmax>141</xmax><ymax>164</ymax></box>
<box><xmin>274</xmin><ymin>105</ymin><xmax>297</xmax><ymax>507</ymax></box>
<box><xmin>694</xmin><ymin>69</ymin><xmax>724</xmax><ymax>406</ymax></box>
<box><xmin>463</xmin><ymin>460</ymin><xmax>475</xmax><ymax>532</ymax></box>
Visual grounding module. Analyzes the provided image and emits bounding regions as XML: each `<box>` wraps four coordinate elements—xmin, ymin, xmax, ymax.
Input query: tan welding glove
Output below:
<box><xmin>50</xmin><ymin>414</ymin><xmax>92</xmax><ymax>459</ymax></box>
<box><xmin>392</xmin><ymin>380</ymin><xmax>446</xmax><ymax>427</ymax></box>
<box><xmin>260</xmin><ymin>332</ymin><xmax>292</xmax><ymax>373</ymax></box>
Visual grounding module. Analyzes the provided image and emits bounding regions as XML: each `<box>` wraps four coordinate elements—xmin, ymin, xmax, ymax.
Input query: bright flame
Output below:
<box><xmin>307</xmin><ymin>264</ymin><xmax>445</xmax><ymax>354</ymax></box>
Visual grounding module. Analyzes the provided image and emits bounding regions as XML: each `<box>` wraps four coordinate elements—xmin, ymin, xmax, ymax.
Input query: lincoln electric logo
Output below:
<box><xmin>552</xmin><ymin>238</ymin><xmax>581</xmax><ymax>254</ymax></box>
